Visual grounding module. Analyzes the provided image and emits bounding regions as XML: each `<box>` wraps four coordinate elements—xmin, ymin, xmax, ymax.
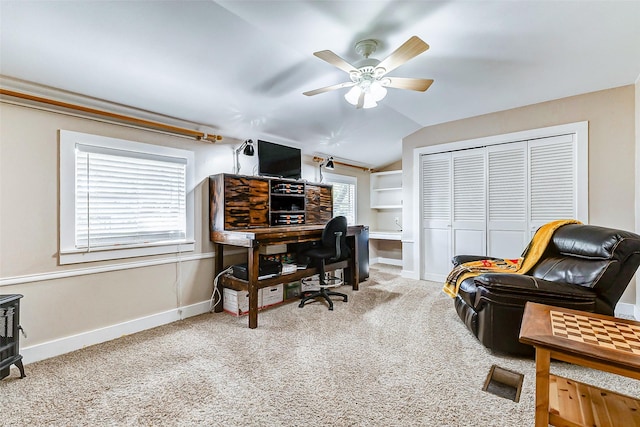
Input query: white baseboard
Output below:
<box><xmin>615</xmin><ymin>302</ymin><xmax>639</xmax><ymax>320</ymax></box>
<box><xmin>1</xmin><ymin>252</ymin><xmax>215</xmax><ymax>287</ymax></box>
<box><xmin>401</xmin><ymin>269</ymin><xmax>419</xmax><ymax>279</ymax></box>
<box><xmin>370</xmin><ymin>257</ymin><xmax>403</xmax><ymax>267</ymax></box>
<box><xmin>21</xmin><ymin>300</ymin><xmax>212</xmax><ymax>365</ymax></box>
<box><xmin>423</xmin><ymin>273</ymin><xmax>446</xmax><ymax>283</ymax></box>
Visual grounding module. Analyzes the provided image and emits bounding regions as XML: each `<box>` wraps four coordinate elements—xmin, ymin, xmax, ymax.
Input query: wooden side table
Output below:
<box><xmin>519</xmin><ymin>302</ymin><xmax>640</xmax><ymax>427</ymax></box>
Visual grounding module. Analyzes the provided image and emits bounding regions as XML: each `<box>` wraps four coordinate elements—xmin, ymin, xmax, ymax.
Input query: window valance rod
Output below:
<box><xmin>0</xmin><ymin>88</ymin><xmax>223</xmax><ymax>143</ymax></box>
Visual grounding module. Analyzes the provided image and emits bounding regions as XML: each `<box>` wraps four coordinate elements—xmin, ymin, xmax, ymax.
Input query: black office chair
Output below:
<box><xmin>299</xmin><ymin>216</ymin><xmax>350</xmax><ymax>310</ymax></box>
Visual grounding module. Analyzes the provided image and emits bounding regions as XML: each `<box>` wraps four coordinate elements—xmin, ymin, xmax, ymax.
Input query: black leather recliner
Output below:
<box><xmin>452</xmin><ymin>224</ymin><xmax>640</xmax><ymax>356</ymax></box>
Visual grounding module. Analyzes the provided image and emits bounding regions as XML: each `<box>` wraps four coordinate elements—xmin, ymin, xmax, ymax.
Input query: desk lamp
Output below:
<box><xmin>319</xmin><ymin>156</ymin><xmax>335</xmax><ymax>182</ymax></box>
<box><xmin>234</xmin><ymin>139</ymin><xmax>254</xmax><ymax>174</ymax></box>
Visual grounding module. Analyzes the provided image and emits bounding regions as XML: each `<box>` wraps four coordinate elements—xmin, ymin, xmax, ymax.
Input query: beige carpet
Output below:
<box><xmin>2</xmin><ymin>265</ymin><xmax>639</xmax><ymax>426</ymax></box>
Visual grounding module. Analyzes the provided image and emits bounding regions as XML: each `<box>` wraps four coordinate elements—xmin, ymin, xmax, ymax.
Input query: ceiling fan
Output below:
<box><xmin>303</xmin><ymin>36</ymin><xmax>434</xmax><ymax>109</ymax></box>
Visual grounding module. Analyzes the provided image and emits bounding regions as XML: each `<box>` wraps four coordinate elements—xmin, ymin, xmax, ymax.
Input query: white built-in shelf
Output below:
<box><xmin>371</xmin><ymin>170</ymin><xmax>402</xmax><ymax>209</ymax></box>
<box><xmin>373</xmin><ymin>187</ymin><xmax>402</xmax><ymax>192</ymax></box>
<box><xmin>372</xmin><ymin>205</ymin><xmax>402</xmax><ymax>210</ymax></box>
<box><xmin>369</xmin><ymin>231</ymin><xmax>402</xmax><ymax>241</ymax></box>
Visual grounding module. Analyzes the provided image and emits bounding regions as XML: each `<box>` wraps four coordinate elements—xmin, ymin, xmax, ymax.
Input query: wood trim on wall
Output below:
<box><xmin>0</xmin><ymin>88</ymin><xmax>223</xmax><ymax>143</ymax></box>
<box><xmin>0</xmin><ymin>250</ymin><xmax>264</xmax><ymax>287</ymax></box>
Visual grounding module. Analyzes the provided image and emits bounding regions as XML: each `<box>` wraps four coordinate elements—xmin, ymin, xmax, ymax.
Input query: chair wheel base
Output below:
<box><xmin>298</xmin><ymin>288</ymin><xmax>348</xmax><ymax>310</ymax></box>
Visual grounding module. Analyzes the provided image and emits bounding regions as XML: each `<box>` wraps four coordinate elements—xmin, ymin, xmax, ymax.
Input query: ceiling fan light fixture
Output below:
<box><xmin>370</xmin><ymin>80</ymin><xmax>387</xmax><ymax>102</ymax></box>
<box><xmin>362</xmin><ymin>96</ymin><xmax>378</xmax><ymax>109</ymax></box>
<box><xmin>373</xmin><ymin>67</ymin><xmax>386</xmax><ymax>78</ymax></box>
<box><xmin>344</xmin><ymin>85</ymin><xmax>362</xmax><ymax>105</ymax></box>
<box><xmin>344</xmin><ymin>79</ymin><xmax>386</xmax><ymax>108</ymax></box>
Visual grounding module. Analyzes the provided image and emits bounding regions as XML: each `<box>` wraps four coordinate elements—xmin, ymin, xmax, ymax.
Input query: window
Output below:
<box><xmin>59</xmin><ymin>130</ymin><xmax>195</xmax><ymax>264</ymax></box>
<box><xmin>325</xmin><ymin>173</ymin><xmax>357</xmax><ymax>225</ymax></box>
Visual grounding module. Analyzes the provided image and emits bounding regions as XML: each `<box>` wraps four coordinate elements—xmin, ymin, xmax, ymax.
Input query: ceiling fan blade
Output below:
<box><xmin>303</xmin><ymin>81</ymin><xmax>355</xmax><ymax>96</ymax></box>
<box><xmin>313</xmin><ymin>50</ymin><xmax>358</xmax><ymax>74</ymax></box>
<box><xmin>376</xmin><ymin>36</ymin><xmax>429</xmax><ymax>75</ymax></box>
<box><xmin>385</xmin><ymin>77</ymin><xmax>434</xmax><ymax>92</ymax></box>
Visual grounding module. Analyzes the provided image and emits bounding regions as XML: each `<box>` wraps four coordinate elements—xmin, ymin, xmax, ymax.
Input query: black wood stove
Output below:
<box><xmin>1</xmin><ymin>294</ymin><xmax>26</xmax><ymax>379</ymax></box>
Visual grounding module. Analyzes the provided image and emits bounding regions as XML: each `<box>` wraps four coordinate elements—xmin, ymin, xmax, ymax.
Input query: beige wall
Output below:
<box><xmin>0</xmin><ymin>103</ymin><xmax>229</xmax><ymax>347</ymax></box>
<box><xmin>403</xmin><ymin>85</ymin><xmax>637</xmax><ymax>303</ymax></box>
<box><xmin>0</xmin><ymin>101</ymin><xmax>372</xmax><ymax>354</ymax></box>
<box><xmin>377</xmin><ymin>159</ymin><xmax>402</xmax><ymax>172</ymax></box>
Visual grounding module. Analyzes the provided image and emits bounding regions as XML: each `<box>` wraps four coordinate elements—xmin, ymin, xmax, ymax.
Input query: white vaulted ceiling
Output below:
<box><xmin>1</xmin><ymin>1</ymin><xmax>640</xmax><ymax>169</ymax></box>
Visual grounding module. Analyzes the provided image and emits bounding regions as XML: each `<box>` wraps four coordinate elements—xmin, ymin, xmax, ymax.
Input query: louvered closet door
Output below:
<box><xmin>421</xmin><ymin>152</ymin><xmax>452</xmax><ymax>281</ymax></box>
<box><xmin>452</xmin><ymin>148</ymin><xmax>487</xmax><ymax>258</ymax></box>
<box><xmin>528</xmin><ymin>134</ymin><xmax>576</xmax><ymax>238</ymax></box>
<box><xmin>487</xmin><ymin>142</ymin><xmax>529</xmax><ymax>258</ymax></box>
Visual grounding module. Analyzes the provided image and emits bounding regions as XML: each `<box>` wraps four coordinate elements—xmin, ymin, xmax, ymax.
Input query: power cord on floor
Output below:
<box><xmin>209</xmin><ymin>266</ymin><xmax>233</xmax><ymax>312</ymax></box>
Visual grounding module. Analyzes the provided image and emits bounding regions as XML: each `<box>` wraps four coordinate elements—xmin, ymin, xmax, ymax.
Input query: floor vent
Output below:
<box><xmin>482</xmin><ymin>365</ymin><xmax>524</xmax><ymax>402</ymax></box>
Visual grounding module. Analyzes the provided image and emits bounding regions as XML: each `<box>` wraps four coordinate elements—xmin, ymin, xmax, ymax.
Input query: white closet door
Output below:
<box><xmin>421</xmin><ymin>152</ymin><xmax>452</xmax><ymax>281</ymax></box>
<box><xmin>528</xmin><ymin>134</ymin><xmax>576</xmax><ymax>238</ymax></box>
<box><xmin>451</xmin><ymin>148</ymin><xmax>486</xmax><ymax>258</ymax></box>
<box><xmin>487</xmin><ymin>142</ymin><xmax>528</xmax><ymax>259</ymax></box>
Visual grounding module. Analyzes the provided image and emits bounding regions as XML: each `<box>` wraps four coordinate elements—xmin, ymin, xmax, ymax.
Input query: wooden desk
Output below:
<box><xmin>211</xmin><ymin>225</ymin><xmax>366</xmax><ymax>328</ymax></box>
<box><xmin>519</xmin><ymin>302</ymin><xmax>640</xmax><ymax>427</ymax></box>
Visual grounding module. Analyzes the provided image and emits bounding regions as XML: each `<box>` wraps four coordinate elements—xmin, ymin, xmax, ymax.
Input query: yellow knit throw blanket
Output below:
<box><xmin>442</xmin><ymin>219</ymin><xmax>582</xmax><ymax>298</ymax></box>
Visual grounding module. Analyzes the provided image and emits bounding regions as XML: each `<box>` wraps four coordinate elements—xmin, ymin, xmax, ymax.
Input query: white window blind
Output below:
<box><xmin>325</xmin><ymin>173</ymin><xmax>357</xmax><ymax>225</ymax></box>
<box><xmin>75</xmin><ymin>144</ymin><xmax>187</xmax><ymax>249</ymax></box>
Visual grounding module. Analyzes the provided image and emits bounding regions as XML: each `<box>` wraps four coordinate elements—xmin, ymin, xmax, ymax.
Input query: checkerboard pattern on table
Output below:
<box><xmin>550</xmin><ymin>310</ymin><xmax>640</xmax><ymax>355</ymax></box>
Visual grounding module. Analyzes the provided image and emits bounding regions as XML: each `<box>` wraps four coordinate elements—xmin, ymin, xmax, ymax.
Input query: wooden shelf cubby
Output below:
<box><xmin>547</xmin><ymin>374</ymin><xmax>640</xmax><ymax>426</ymax></box>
